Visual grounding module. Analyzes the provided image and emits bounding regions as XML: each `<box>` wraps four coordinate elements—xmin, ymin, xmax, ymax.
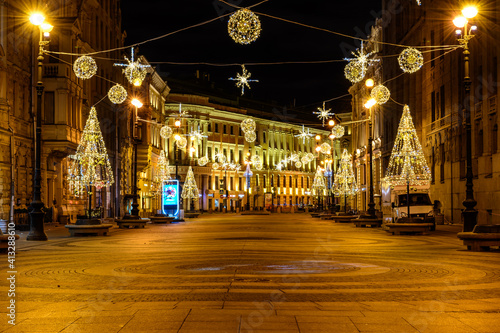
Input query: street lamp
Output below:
<box><xmin>364</xmin><ymin>96</ymin><xmax>377</xmax><ymax>218</ymax></box>
<box><xmin>129</xmin><ymin>98</ymin><xmax>143</xmax><ymax>218</ymax></box>
<box><xmin>27</xmin><ymin>13</ymin><xmax>53</xmax><ymax>241</ymax></box>
<box><xmin>244</xmin><ymin>152</ymin><xmax>253</xmax><ymax>211</ymax></box>
<box><xmin>454</xmin><ymin>6</ymin><xmax>478</xmax><ymax>232</ymax></box>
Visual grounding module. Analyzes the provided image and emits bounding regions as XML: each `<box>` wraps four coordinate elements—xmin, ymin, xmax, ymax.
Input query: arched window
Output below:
<box><xmin>492</xmin><ymin>124</ymin><xmax>498</xmax><ymax>154</ymax></box>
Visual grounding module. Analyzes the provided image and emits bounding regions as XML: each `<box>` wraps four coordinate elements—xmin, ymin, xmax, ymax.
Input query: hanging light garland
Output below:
<box><xmin>227</xmin><ymin>8</ymin><xmax>261</xmax><ymax>45</ymax></box>
<box><xmin>371</xmin><ymin>84</ymin><xmax>391</xmax><ymax>105</ymax></box>
<box><xmin>398</xmin><ymin>47</ymin><xmax>423</xmax><ymax>73</ymax></box>
<box><xmin>73</xmin><ymin>55</ymin><xmax>97</xmax><ymax>79</ymax></box>
<box><xmin>113</xmin><ymin>47</ymin><xmax>151</xmax><ymax>86</ymax></box>
<box><xmin>107</xmin><ymin>84</ymin><xmax>127</xmax><ymax>104</ymax></box>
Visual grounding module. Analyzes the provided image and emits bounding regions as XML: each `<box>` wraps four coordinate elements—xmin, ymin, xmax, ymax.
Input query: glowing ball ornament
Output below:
<box><xmin>107</xmin><ymin>84</ymin><xmax>127</xmax><ymax>104</ymax></box>
<box><xmin>175</xmin><ymin>135</ymin><xmax>187</xmax><ymax>149</ymax></box>
<box><xmin>332</xmin><ymin>125</ymin><xmax>345</xmax><ymax>139</ymax></box>
<box><xmin>227</xmin><ymin>8</ymin><xmax>261</xmax><ymax>45</ymax></box>
<box><xmin>241</xmin><ymin>118</ymin><xmax>256</xmax><ymax>133</ymax></box>
<box><xmin>398</xmin><ymin>47</ymin><xmax>423</xmax><ymax>73</ymax></box>
<box><xmin>212</xmin><ymin>162</ymin><xmax>220</xmax><ymax>170</ymax></box>
<box><xmin>160</xmin><ymin>125</ymin><xmax>173</xmax><ymax>139</ymax></box>
<box><xmin>254</xmin><ymin>162</ymin><xmax>263</xmax><ymax>171</ymax></box>
<box><xmin>198</xmin><ymin>156</ymin><xmax>209</xmax><ymax>166</ymax></box>
<box><xmin>320</xmin><ymin>142</ymin><xmax>332</xmax><ymax>155</ymax></box>
<box><xmin>301</xmin><ymin>156</ymin><xmax>309</xmax><ymax>164</ymax></box>
<box><xmin>295</xmin><ymin>161</ymin><xmax>302</xmax><ymax>168</ymax></box>
<box><xmin>344</xmin><ymin>61</ymin><xmax>365</xmax><ymax>83</ymax></box>
<box><xmin>251</xmin><ymin>155</ymin><xmax>261</xmax><ymax>164</ymax></box>
<box><xmin>125</xmin><ymin>64</ymin><xmax>147</xmax><ymax>86</ymax></box>
<box><xmin>245</xmin><ymin>131</ymin><xmax>256</xmax><ymax>143</ymax></box>
<box><xmin>306</xmin><ymin>153</ymin><xmax>315</xmax><ymax>161</ymax></box>
<box><xmin>216</xmin><ymin>153</ymin><xmax>226</xmax><ymax>163</ymax></box>
<box><xmin>371</xmin><ymin>84</ymin><xmax>391</xmax><ymax>105</ymax></box>
<box><xmin>73</xmin><ymin>55</ymin><xmax>97</xmax><ymax>79</ymax></box>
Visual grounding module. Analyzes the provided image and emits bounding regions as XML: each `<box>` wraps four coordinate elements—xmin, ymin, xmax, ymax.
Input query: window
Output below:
<box><xmin>440</xmin><ymin>85</ymin><xmax>445</xmax><ymax>118</ymax></box>
<box><xmin>215</xmin><ymin>176</ymin><xmax>219</xmax><ymax>189</ymax></box>
<box><xmin>223</xmin><ymin>124</ymin><xmax>227</xmax><ymax>134</ymax></box>
<box><xmin>256</xmin><ymin>175</ymin><xmax>259</xmax><ymax>186</ymax></box>
<box><xmin>301</xmin><ymin>177</ymin><xmax>304</xmax><ymax>188</ymax></box>
<box><xmin>263</xmin><ymin>175</ymin><xmax>266</xmax><ymax>187</ymax></box>
<box><xmin>307</xmin><ymin>177</ymin><xmax>310</xmax><ymax>188</ymax></box>
<box><xmin>440</xmin><ymin>144</ymin><xmax>445</xmax><ymax>183</ymax></box>
<box><xmin>431</xmin><ymin>91</ymin><xmax>436</xmax><ymax>122</ymax></box>
<box><xmin>239</xmin><ymin>177</ymin><xmax>242</xmax><ymax>190</ymax></box>
<box><xmin>208</xmin><ymin>122</ymin><xmax>212</xmax><ymax>132</ymax></box>
<box><xmin>208</xmin><ymin>147</ymin><xmax>212</xmax><ymax>159</ymax></box>
<box><xmin>289</xmin><ymin>176</ymin><xmax>292</xmax><ymax>187</ymax></box>
<box><xmin>230</xmin><ymin>177</ymin><xmax>234</xmax><ymax>190</ymax></box>
<box><xmin>492</xmin><ymin>124</ymin><xmax>498</xmax><ymax>153</ymax></box>
<box><xmin>215</xmin><ymin>123</ymin><xmax>219</xmax><ymax>132</ymax></box>
<box><xmin>223</xmin><ymin>149</ymin><xmax>227</xmax><ymax>159</ymax></box>
<box><xmin>431</xmin><ymin>147</ymin><xmax>435</xmax><ymax>185</ymax></box>
<box><xmin>271</xmin><ymin>175</ymin><xmax>274</xmax><ymax>186</ymax></box>
<box><xmin>44</xmin><ymin>92</ymin><xmax>55</xmax><ymax>124</ymax></box>
<box><xmin>209</xmin><ymin>175</ymin><xmax>212</xmax><ymax>189</ymax></box>
<box><xmin>263</xmin><ymin>132</ymin><xmax>266</xmax><ymax>143</ymax></box>
<box><xmin>277</xmin><ymin>175</ymin><xmax>280</xmax><ymax>186</ymax></box>
<box><xmin>238</xmin><ymin>150</ymin><xmax>242</xmax><ymax>163</ymax></box>
<box><xmin>283</xmin><ymin>176</ymin><xmax>286</xmax><ymax>187</ymax></box>
<box><xmin>230</xmin><ymin>150</ymin><xmax>234</xmax><ymax>161</ymax></box>
<box><xmin>239</xmin><ymin>127</ymin><xmax>242</xmax><ymax>136</ymax></box>
<box><xmin>230</xmin><ymin>126</ymin><xmax>234</xmax><ymax>135</ymax></box>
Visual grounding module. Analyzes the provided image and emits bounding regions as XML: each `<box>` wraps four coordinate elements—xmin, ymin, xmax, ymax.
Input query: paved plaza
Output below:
<box><xmin>2</xmin><ymin>213</ymin><xmax>500</xmax><ymax>332</ymax></box>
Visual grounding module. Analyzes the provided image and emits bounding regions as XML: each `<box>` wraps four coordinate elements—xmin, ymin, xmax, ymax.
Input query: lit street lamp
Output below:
<box><xmin>129</xmin><ymin>98</ymin><xmax>143</xmax><ymax>218</ymax></box>
<box><xmin>364</xmin><ymin>97</ymin><xmax>377</xmax><ymax>218</ymax></box>
<box><xmin>27</xmin><ymin>13</ymin><xmax>53</xmax><ymax>241</ymax></box>
<box><xmin>454</xmin><ymin>6</ymin><xmax>478</xmax><ymax>232</ymax></box>
<box><xmin>243</xmin><ymin>153</ymin><xmax>253</xmax><ymax>211</ymax></box>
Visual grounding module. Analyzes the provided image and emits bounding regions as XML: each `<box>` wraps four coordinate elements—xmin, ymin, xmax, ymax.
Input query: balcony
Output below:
<box><xmin>44</xmin><ymin>63</ymin><xmax>71</xmax><ymax>78</ymax></box>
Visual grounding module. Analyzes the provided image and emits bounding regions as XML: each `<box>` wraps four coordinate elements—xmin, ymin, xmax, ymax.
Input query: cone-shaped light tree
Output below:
<box><xmin>312</xmin><ymin>166</ymin><xmax>326</xmax><ymax>210</ymax></box>
<box><xmin>181</xmin><ymin>166</ymin><xmax>199</xmax><ymax>212</ymax></box>
<box><xmin>384</xmin><ymin>105</ymin><xmax>431</xmax><ymax>218</ymax></box>
<box><xmin>67</xmin><ymin>107</ymin><xmax>114</xmax><ymax>219</ymax></box>
<box><xmin>152</xmin><ymin>150</ymin><xmax>171</xmax><ymax>210</ymax></box>
<box><xmin>333</xmin><ymin>149</ymin><xmax>358</xmax><ymax>213</ymax></box>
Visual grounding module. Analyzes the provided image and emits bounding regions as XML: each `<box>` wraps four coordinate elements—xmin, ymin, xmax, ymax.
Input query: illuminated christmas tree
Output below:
<box><xmin>384</xmin><ymin>105</ymin><xmax>431</xmax><ymax>217</ymax></box>
<box><xmin>67</xmin><ymin>107</ymin><xmax>114</xmax><ymax>219</ymax></box>
<box><xmin>312</xmin><ymin>167</ymin><xmax>326</xmax><ymax>210</ymax></box>
<box><xmin>333</xmin><ymin>149</ymin><xmax>358</xmax><ymax>213</ymax></box>
<box><xmin>181</xmin><ymin>166</ymin><xmax>199</xmax><ymax>211</ymax></box>
<box><xmin>152</xmin><ymin>150</ymin><xmax>171</xmax><ymax>210</ymax></box>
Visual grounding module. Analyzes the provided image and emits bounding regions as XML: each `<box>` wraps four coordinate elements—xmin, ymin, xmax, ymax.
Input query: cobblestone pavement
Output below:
<box><xmin>1</xmin><ymin>213</ymin><xmax>500</xmax><ymax>332</ymax></box>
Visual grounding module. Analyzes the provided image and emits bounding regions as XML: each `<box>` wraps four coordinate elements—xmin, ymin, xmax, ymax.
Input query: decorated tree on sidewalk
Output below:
<box><xmin>311</xmin><ymin>167</ymin><xmax>326</xmax><ymax>210</ymax></box>
<box><xmin>181</xmin><ymin>166</ymin><xmax>199</xmax><ymax>212</ymax></box>
<box><xmin>67</xmin><ymin>107</ymin><xmax>114</xmax><ymax>220</ymax></box>
<box><xmin>152</xmin><ymin>150</ymin><xmax>171</xmax><ymax>211</ymax></box>
<box><xmin>333</xmin><ymin>149</ymin><xmax>358</xmax><ymax>213</ymax></box>
<box><xmin>384</xmin><ymin>105</ymin><xmax>431</xmax><ymax>219</ymax></box>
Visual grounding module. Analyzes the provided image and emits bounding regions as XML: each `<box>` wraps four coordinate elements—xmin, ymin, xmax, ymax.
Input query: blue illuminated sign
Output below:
<box><xmin>162</xmin><ymin>180</ymin><xmax>180</xmax><ymax>217</ymax></box>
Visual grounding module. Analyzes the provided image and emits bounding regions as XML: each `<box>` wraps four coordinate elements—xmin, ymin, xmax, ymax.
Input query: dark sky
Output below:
<box><xmin>121</xmin><ymin>0</ymin><xmax>382</xmax><ymax>113</ymax></box>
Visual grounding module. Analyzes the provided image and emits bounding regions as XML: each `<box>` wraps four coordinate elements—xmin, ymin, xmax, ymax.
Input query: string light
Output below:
<box><xmin>107</xmin><ymin>84</ymin><xmax>127</xmax><ymax>104</ymax></box>
<box><xmin>113</xmin><ymin>47</ymin><xmax>151</xmax><ymax>86</ymax></box>
<box><xmin>371</xmin><ymin>84</ymin><xmax>391</xmax><ymax>105</ymax></box>
<box><xmin>384</xmin><ymin>105</ymin><xmax>431</xmax><ymax>187</ymax></box>
<box><xmin>313</xmin><ymin>102</ymin><xmax>334</xmax><ymax>127</ymax></box>
<box><xmin>229</xmin><ymin>64</ymin><xmax>258</xmax><ymax>95</ymax></box>
<box><xmin>311</xmin><ymin>167</ymin><xmax>326</xmax><ymax>194</ymax></box>
<box><xmin>227</xmin><ymin>8</ymin><xmax>262</xmax><ymax>45</ymax></box>
<box><xmin>73</xmin><ymin>55</ymin><xmax>97</xmax><ymax>79</ymax></box>
<box><xmin>398</xmin><ymin>47</ymin><xmax>423</xmax><ymax>73</ymax></box>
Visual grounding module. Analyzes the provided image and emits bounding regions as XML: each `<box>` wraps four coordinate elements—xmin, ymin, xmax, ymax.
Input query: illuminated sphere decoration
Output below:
<box><xmin>295</xmin><ymin>161</ymin><xmax>302</xmax><ymax>168</ymax></box>
<box><xmin>344</xmin><ymin>60</ymin><xmax>365</xmax><ymax>83</ymax></box>
<box><xmin>73</xmin><ymin>55</ymin><xmax>97</xmax><ymax>79</ymax></box>
<box><xmin>320</xmin><ymin>142</ymin><xmax>332</xmax><ymax>155</ymax></box>
<box><xmin>160</xmin><ymin>125</ymin><xmax>173</xmax><ymax>139</ymax></box>
<box><xmin>107</xmin><ymin>84</ymin><xmax>127</xmax><ymax>104</ymax></box>
<box><xmin>227</xmin><ymin>8</ymin><xmax>261</xmax><ymax>45</ymax></box>
<box><xmin>371</xmin><ymin>84</ymin><xmax>391</xmax><ymax>105</ymax></box>
<box><xmin>241</xmin><ymin>118</ymin><xmax>256</xmax><ymax>133</ymax></box>
<box><xmin>398</xmin><ymin>47</ymin><xmax>423</xmax><ymax>73</ymax></box>
<box><xmin>176</xmin><ymin>135</ymin><xmax>187</xmax><ymax>149</ymax></box>
<box><xmin>301</xmin><ymin>156</ymin><xmax>309</xmax><ymax>164</ymax></box>
<box><xmin>254</xmin><ymin>162</ymin><xmax>263</xmax><ymax>171</ymax></box>
<box><xmin>212</xmin><ymin>162</ymin><xmax>220</xmax><ymax>170</ymax></box>
<box><xmin>198</xmin><ymin>156</ymin><xmax>209</xmax><ymax>166</ymax></box>
<box><xmin>332</xmin><ymin>124</ymin><xmax>345</xmax><ymax>139</ymax></box>
<box><xmin>251</xmin><ymin>155</ymin><xmax>261</xmax><ymax>164</ymax></box>
<box><xmin>245</xmin><ymin>131</ymin><xmax>256</xmax><ymax>143</ymax></box>
<box><xmin>125</xmin><ymin>63</ymin><xmax>147</xmax><ymax>86</ymax></box>
<box><xmin>306</xmin><ymin>152</ymin><xmax>315</xmax><ymax>161</ymax></box>
<box><xmin>216</xmin><ymin>153</ymin><xmax>226</xmax><ymax>163</ymax></box>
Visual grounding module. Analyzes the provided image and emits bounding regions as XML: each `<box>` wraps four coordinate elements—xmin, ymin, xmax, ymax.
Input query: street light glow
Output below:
<box><xmin>29</xmin><ymin>13</ymin><xmax>45</xmax><ymax>26</ymax></box>
<box><xmin>41</xmin><ymin>23</ymin><xmax>53</xmax><ymax>33</ymax></box>
<box><xmin>365</xmin><ymin>78</ymin><xmax>374</xmax><ymax>87</ymax></box>
<box><xmin>364</xmin><ymin>98</ymin><xmax>376</xmax><ymax>109</ymax></box>
<box><xmin>315</xmin><ymin>134</ymin><xmax>321</xmax><ymax>141</ymax></box>
<box><xmin>462</xmin><ymin>6</ymin><xmax>478</xmax><ymax>19</ymax></box>
<box><xmin>453</xmin><ymin>16</ymin><xmax>467</xmax><ymax>28</ymax></box>
<box><xmin>131</xmin><ymin>99</ymin><xmax>143</xmax><ymax>108</ymax></box>
<box><xmin>175</xmin><ymin>119</ymin><xmax>181</xmax><ymax>127</ymax></box>
<box><xmin>328</xmin><ymin>119</ymin><xmax>335</xmax><ymax>126</ymax></box>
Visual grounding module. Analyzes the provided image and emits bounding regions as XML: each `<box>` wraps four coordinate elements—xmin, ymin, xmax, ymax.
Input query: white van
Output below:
<box><xmin>391</xmin><ymin>192</ymin><xmax>436</xmax><ymax>231</ymax></box>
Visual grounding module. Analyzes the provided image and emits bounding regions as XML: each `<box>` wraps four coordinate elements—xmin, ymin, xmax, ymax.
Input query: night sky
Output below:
<box><xmin>121</xmin><ymin>0</ymin><xmax>382</xmax><ymax>115</ymax></box>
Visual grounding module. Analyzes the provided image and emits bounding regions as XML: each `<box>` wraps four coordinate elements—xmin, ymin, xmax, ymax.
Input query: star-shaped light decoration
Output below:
<box><xmin>344</xmin><ymin>41</ymin><xmax>380</xmax><ymax>68</ymax></box>
<box><xmin>294</xmin><ymin>125</ymin><xmax>314</xmax><ymax>144</ymax></box>
<box><xmin>343</xmin><ymin>41</ymin><xmax>380</xmax><ymax>83</ymax></box>
<box><xmin>113</xmin><ymin>47</ymin><xmax>151</xmax><ymax>86</ymax></box>
<box><xmin>416</xmin><ymin>0</ymin><xmax>421</xmax><ymax>5</ymax></box>
<box><xmin>187</xmin><ymin>125</ymin><xmax>208</xmax><ymax>142</ymax></box>
<box><xmin>168</xmin><ymin>103</ymin><xmax>191</xmax><ymax>119</ymax></box>
<box><xmin>228</xmin><ymin>64</ymin><xmax>258</xmax><ymax>95</ymax></box>
<box><xmin>313</xmin><ymin>102</ymin><xmax>334</xmax><ymax>127</ymax></box>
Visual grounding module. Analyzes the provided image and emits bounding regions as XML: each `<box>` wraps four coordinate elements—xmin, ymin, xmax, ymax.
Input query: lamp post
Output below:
<box><xmin>129</xmin><ymin>98</ymin><xmax>143</xmax><ymax>218</ymax></box>
<box><xmin>244</xmin><ymin>153</ymin><xmax>252</xmax><ymax>211</ymax></box>
<box><xmin>27</xmin><ymin>14</ymin><xmax>53</xmax><ymax>241</ymax></box>
<box><xmin>364</xmin><ymin>97</ymin><xmax>377</xmax><ymax>218</ymax></box>
<box><xmin>454</xmin><ymin>6</ymin><xmax>478</xmax><ymax>232</ymax></box>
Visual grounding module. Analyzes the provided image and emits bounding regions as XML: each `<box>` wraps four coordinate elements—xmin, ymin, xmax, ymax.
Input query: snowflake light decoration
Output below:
<box><xmin>113</xmin><ymin>47</ymin><xmax>151</xmax><ymax>86</ymax></box>
<box><xmin>295</xmin><ymin>125</ymin><xmax>314</xmax><ymax>144</ymax></box>
<box><xmin>227</xmin><ymin>8</ymin><xmax>261</xmax><ymax>45</ymax></box>
<box><xmin>313</xmin><ymin>102</ymin><xmax>334</xmax><ymax>127</ymax></box>
<box><xmin>229</xmin><ymin>65</ymin><xmax>258</xmax><ymax>95</ymax></box>
<box><xmin>187</xmin><ymin>125</ymin><xmax>208</xmax><ymax>142</ymax></box>
<box><xmin>168</xmin><ymin>103</ymin><xmax>191</xmax><ymax>120</ymax></box>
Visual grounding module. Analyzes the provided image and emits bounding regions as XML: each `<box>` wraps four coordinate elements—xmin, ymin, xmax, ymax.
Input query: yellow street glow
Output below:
<box><xmin>29</xmin><ymin>13</ymin><xmax>45</xmax><ymax>26</ymax></box>
<box><xmin>365</xmin><ymin>78</ymin><xmax>374</xmax><ymax>87</ymax></box>
<box><xmin>131</xmin><ymin>99</ymin><xmax>143</xmax><ymax>108</ymax></box>
<box><xmin>41</xmin><ymin>23</ymin><xmax>53</xmax><ymax>33</ymax></box>
<box><xmin>462</xmin><ymin>6</ymin><xmax>478</xmax><ymax>19</ymax></box>
<box><xmin>364</xmin><ymin>98</ymin><xmax>376</xmax><ymax>109</ymax></box>
<box><xmin>453</xmin><ymin>16</ymin><xmax>467</xmax><ymax>28</ymax></box>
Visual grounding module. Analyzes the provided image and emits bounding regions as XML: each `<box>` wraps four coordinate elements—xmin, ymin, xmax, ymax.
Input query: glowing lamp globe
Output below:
<box><xmin>462</xmin><ymin>6</ymin><xmax>478</xmax><ymax>19</ymax></box>
<box><xmin>453</xmin><ymin>16</ymin><xmax>467</xmax><ymax>28</ymax></box>
<box><xmin>30</xmin><ymin>13</ymin><xmax>45</xmax><ymax>26</ymax></box>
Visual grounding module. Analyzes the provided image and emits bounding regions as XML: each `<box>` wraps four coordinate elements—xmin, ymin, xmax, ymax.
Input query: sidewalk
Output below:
<box><xmin>1</xmin><ymin>214</ymin><xmax>499</xmax><ymax>332</ymax></box>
